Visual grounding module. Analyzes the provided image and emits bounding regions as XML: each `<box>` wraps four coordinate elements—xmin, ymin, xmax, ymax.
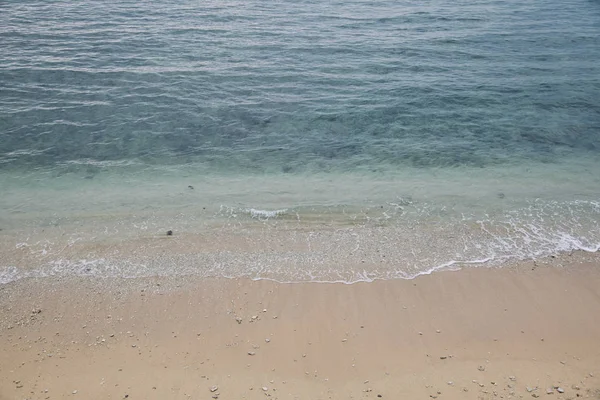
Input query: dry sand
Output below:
<box><xmin>1</xmin><ymin>252</ymin><xmax>600</xmax><ymax>400</ymax></box>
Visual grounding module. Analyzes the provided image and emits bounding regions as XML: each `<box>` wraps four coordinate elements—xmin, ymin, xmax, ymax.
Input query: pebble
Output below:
<box><xmin>478</xmin><ymin>365</ymin><xmax>485</xmax><ymax>371</ymax></box>
<box><xmin>166</xmin><ymin>230</ymin><xmax>173</xmax><ymax>236</ymax></box>
<box><xmin>247</xmin><ymin>351</ymin><xmax>256</xmax><ymax>356</ymax></box>
<box><xmin>262</xmin><ymin>387</ymin><xmax>268</xmax><ymax>392</ymax></box>
<box><xmin>546</xmin><ymin>388</ymin><xmax>553</xmax><ymax>394</ymax></box>
<box><xmin>210</xmin><ymin>386</ymin><xmax>218</xmax><ymax>392</ymax></box>
<box><xmin>436</xmin><ymin>330</ymin><xmax>441</xmax><ymax>333</ymax></box>
<box><xmin>342</xmin><ymin>339</ymin><xmax>347</xmax><ymax>342</ymax></box>
<box><xmin>532</xmin><ymin>394</ymin><xmax>539</xmax><ymax>398</ymax></box>
<box><xmin>265</xmin><ymin>338</ymin><xmax>271</xmax><ymax>343</ymax></box>
<box><xmin>557</xmin><ymin>388</ymin><xmax>564</xmax><ymax>394</ymax></box>
<box><xmin>72</xmin><ymin>390</ymin><xmax>78</xmax><ymax>394</ymax></box>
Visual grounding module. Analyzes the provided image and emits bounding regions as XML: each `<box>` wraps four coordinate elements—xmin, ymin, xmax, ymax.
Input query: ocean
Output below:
<box><xmin>1</xmin><ymin>0</ymin><xmax>599</xmax><ymax>284</ymax></box>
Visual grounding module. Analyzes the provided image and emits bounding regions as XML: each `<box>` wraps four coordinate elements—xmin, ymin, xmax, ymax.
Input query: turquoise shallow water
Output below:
<box><xmin>1</xmin><ymin>0</ymin><xmax>600</xmax><ymax>283</ymax></box>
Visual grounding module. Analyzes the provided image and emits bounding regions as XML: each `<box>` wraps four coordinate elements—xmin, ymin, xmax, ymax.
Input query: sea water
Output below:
<box><xmin>1</xmin><ymin>0</ymin><xmax>600</xmax><ymax>283</ymax></box>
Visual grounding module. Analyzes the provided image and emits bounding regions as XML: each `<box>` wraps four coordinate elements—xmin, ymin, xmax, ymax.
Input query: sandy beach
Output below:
<box><xmin>1</xmin><ymin>251</ymin><xmax>599</xmax><ymax>400</ymax></box>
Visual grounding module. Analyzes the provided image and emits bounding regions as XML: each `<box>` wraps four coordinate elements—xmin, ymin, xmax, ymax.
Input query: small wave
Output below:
<box><xmin>246</xmin><ymin>208</ymin><xmax>288</xmax><ymax>219</ymax></box>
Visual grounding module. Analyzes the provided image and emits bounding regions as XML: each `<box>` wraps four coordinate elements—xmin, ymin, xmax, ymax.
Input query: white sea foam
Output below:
<box><xmin>245</xmin><ymin>208</ymin><xmax>288</xmax><ymax>219</ymax></box>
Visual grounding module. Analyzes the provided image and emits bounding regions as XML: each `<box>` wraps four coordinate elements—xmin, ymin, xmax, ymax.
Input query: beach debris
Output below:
<box><xmin>166</xmin><ymin>230</ymin><xmax>173</xmax><ymax>236</ymax></box>
<box><xmin>557</xmin><ymin>388</ymin><xmax>564</xmax><ymax>393</ymax></box>
<box><xmin>478</xmin><ymin>365</ymin><xmax>485</xmax><ymax>371</ymax></box>
<box><xmin>210</xmin><ymin>386</ymin><xmax>218</xmax><ymax>392</ymax></box>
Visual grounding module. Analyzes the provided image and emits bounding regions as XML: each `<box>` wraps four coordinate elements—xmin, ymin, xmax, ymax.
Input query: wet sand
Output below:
<box><xmin>1</xmin><ymin>252</ymin><xmax>599</xmax><ymax>400</ymax></box>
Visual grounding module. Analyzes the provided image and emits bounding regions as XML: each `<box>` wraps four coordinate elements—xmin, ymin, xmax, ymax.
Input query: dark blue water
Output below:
<box><xmin>2</xmin><ymin>0</ymin><xmax>600</xmax><ymax>171</ymax></box>
<box><xmin>1</xmin><ymin>0</ymin><xmax>600</xmax><ymax>283</ymax></box>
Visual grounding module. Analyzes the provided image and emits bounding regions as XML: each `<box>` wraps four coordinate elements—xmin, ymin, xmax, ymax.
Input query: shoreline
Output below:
<box><xmin>1</xmin><ymin>253</ymin><xmax>600</xmax><ymax>399</ymax></box>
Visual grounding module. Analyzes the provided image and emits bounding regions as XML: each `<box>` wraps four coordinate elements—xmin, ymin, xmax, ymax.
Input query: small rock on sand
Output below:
<box><xmin>478</xmin><ymin>365</ymin><xmax>485</xmax><ymax>371</ymax></box>
<box><xmin>262</xmin><ymin>387</ymin><xmax>268</xmax><ymax>391</ymax></box>
<box><xmin>210</xmin><ymin>386</ymin><xmax>218</xmax><ymax>392</ymax></box>
<box><xmin>248</xmin><ymin>351</ymin><xmax>256</xmax><ymax>356</ymax></box>
<box><xmin>557</xmin><ymin>388</ymin><xmax>564</xmax><ymax>393</ymax></box>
